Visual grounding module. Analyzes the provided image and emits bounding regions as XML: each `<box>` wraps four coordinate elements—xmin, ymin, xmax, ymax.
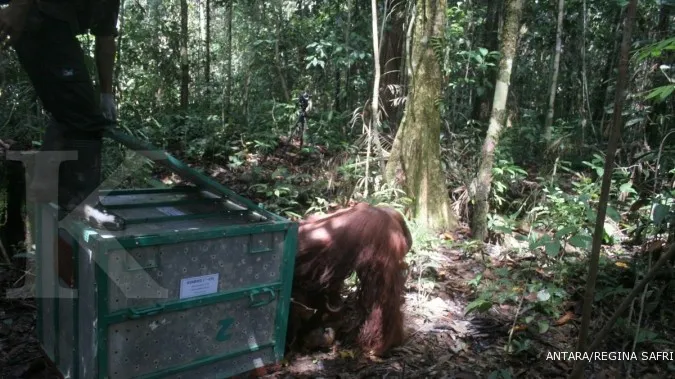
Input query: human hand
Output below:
<box><xmin>100</xmin><ymin>93</ymin><xmax>117</xmax><ymax>121</ymax></box>
<box><xmin>0</xmin><ymin>1</ymin><xmax>34</xmax><ymax>49</ymax></box>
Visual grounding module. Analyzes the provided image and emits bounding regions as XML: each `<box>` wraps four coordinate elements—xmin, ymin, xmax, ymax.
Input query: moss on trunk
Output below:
<box><xmin>386</xmin><ymin>0</ymin><xmax>457</xmax><ymax>232</ymax></box>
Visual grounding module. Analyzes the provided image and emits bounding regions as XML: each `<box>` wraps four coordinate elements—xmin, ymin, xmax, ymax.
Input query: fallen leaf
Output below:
<box><xmin>524</xmin><ymin>292</ymin><xmax>539</xmax><ymax>302</ymax></box>
<box><xmin>554</xmin><ymin>311</ymin><xmax>575</xmax><ymax>326</ymax></box>
<box><xmin>510</xmin><ymin>324</ymin><xmax>527</xmax><ymax>333</ymax></box>
<box><xmin>615</xmin><ymin>261</ymin><xmax>629</xmax><ymax>269</ymax></box>
<box><xmin>535</xmin><ymin>268</ymin><xmax>553</xmax><ymax>278</ymax></box>
<box><xmin>339</xmin><ymin>350</ymin><xmax>356</xmax><ymax>359</ymax></box>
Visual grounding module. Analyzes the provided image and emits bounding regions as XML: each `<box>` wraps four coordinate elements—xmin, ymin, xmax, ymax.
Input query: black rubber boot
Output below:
<box><xmin>58</xmin><ymin>138</ymin><xmax>125</xmax><ymax>231</ymax></box>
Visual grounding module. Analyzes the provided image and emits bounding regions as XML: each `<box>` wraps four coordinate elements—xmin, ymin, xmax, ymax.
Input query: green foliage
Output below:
<box><xmin>490</xmin><ymin>158</ymin><xmax>528</xmax><ymax>211</ymax></box>
<box><xmin>464</xmin><ymin>258</ymin><xmax>568</xmax><ymax>327</ymax></box>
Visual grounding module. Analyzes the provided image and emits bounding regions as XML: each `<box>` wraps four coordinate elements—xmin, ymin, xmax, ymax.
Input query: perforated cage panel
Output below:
<box><xmin>35</xmin><ymin>187</ymin><xmax>298</xmax><ymax>379</ymax></box>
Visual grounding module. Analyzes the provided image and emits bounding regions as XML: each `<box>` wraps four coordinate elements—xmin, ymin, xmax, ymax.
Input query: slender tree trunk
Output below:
<box><xmin>385</xmin><ymin>0</ymin><xmax>457</xmax><ymax>231</ymax></box>
<box><xmin>591</xmin><ymin>8</ymin><xmax>623</xmax><ymax>128</ymax></box>
<box><xmin>645</xmin><ymin>3</ymin><xmax>672</xmax><ymax>148</ymax></box>
<box><xmin>366</xmin><ymin>0</ymin><xmax>382</xmax><ymax>197</ymax></box>
<box><xmin>227</xmin><ymin>0</ymin><xmax>233</xmax><ymax>117</ymax></box>
<box><xmin>471</xmin><ymin>0</ymin><xmax>524</xmax><ymax>241</ymax></box>
<box><xmin>543</xmin><ymin>0</ymin><xmax>565</xmax><ymax>144</ymax></box>
<box><xmin>580</xmin><ymin>0</ymin><xmax>594</xmax><ymax>147</ymax></box>
<box><xmin>180</xmin><ymin>0</ymin><xmax>189</xmax><ymax>110</ymax></box>
<box><xmin>205</xmin><ymin>0</ymin><xmax>211</xmax><ymax>86</ymax></box>
<box><xmin>571</xmin><ymin>1</ymin><xmax>639</xmax><ymax>378</ymax></box>
<box><xmin>341</xmin><ymin>0</ymin><xmax>352</xmax><ymax>117</ymax></box>
<box><xmin>114</xmin><ymin>0</ymin><xmax>126</xmax><ymax>98</ymax></box>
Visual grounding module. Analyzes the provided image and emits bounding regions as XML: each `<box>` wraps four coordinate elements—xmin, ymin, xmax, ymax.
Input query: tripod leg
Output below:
<box><xmin>299</xmin><ymin>119</ymin><xmax>305</xmax><ymax>150</ymax></box>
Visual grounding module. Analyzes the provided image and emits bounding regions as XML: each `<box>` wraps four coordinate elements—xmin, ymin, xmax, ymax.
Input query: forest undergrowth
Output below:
<box><xmin>141</xmin><ymin>135</ymin><xmax>675</xmax><ymax>378</ymax></box>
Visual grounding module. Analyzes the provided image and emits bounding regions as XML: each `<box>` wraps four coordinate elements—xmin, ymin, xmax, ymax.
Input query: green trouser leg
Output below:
<box><xmin>57</xmin><ymin>138</ymin><xmax>125</xmax><ymax>231</ymax></box>
<box><xmin>27</xmin><ymin>123</ymin><xmax>68</xmax><ymax>205</ymax></box>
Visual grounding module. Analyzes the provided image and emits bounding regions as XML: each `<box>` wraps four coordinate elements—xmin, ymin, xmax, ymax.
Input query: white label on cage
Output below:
<box><xmin>179</xmin><ymin>273</ymin><xmax>219</xmax><ymax>299</ymax></box>
<box><xmin>157</xmin><ymin>207</ymin><xmax>187</xmax><ymax>216</ymax></box>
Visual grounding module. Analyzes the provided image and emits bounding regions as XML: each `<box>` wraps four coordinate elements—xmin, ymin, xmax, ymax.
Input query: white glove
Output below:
<box><xmin>100</xmin><ymin>93</ymin><xmax>117</xmax><ymax>121</ymax></box>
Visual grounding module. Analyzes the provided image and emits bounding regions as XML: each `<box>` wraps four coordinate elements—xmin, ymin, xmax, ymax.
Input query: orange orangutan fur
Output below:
<box><xmin>288</xmin><ymin>202</ymin><xmax>413</xmax><ymax>356</ymax></box>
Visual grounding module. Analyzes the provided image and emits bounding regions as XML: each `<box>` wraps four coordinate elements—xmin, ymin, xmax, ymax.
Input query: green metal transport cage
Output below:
<box><xmin>34</xmin><ymin>130</ymin><xmax>298</xmax><ymax>379</ymax></box>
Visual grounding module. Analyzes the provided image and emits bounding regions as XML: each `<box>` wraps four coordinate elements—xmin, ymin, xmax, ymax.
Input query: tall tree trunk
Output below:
<box><xmin>385</xmin><ymin>0</ymin><xmax>457</xmax><ymax>232</ymax></box>
<box><xmin>470</xmin><ymin>0</ymin><xmax>524</xmax><ymax>241</ymax></box>
<box><xmin>543</xmin><ymin>0</ymin><xmax>565</xmax><ymax>144</ymax></box>
<box><xmin>180</xmin><ymin>0</ymin><xmax>189</xmax><ymax>110</ymax></box>
<box><xmin>205</xmin><ymin>0</ymin><xmax>211</xmax><ymax>86</ymax></box>
<box><xmin>571</xmin><ymin>1</ymin><xmax>639</xmax><ymax>377</ymax></box>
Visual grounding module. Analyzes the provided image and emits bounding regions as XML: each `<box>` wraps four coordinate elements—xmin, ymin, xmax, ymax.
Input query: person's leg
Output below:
<box><xmin>13</xmin><ymin>10</ymin><xmax>124</xmax><ymax>230</ymax></box>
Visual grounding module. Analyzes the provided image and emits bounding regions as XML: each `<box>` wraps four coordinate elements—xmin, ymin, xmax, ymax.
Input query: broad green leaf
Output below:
<box><xmin>603</xmin><ymin>223</ymin><xmax>617</xmax><ymax>244</ymax></box>
<box><xmin>479</xmin><ymin>47</ymin><xmax>488</xmax><ymax>56</ymax></box>
<box><xmin>652</xmin><ymin>203</ymin><xmax>670</xmax><ymax>226</ymax></box>
<box><xmin>545</xmin><ymin>241</ymin><xmax>562</xmax><ymax>256</ymax></box>
<box><xmin>538</xmin><ymin>321</ymin><xmax>550</xmax><ymax>334</ymax></box>
<box><xmin>645</xmin><ymin>85</ymin><xmax>675</xmax><ymax>102</ymax></box>
<box><xmin>619</xmin><ymin>182</ymin><xmax>636</xmax><ymax>194</ymax></box>
<box><xmin>569</xmin><ymin>234</ymin><xmax>592</xmax><ymax>250</ymax></box>
<box><xmin>530</xmin><ymin>235</ymin><xmax>552</xmax><ymax>250</ymax></box>
<box><xmin>555</xmin><ymin>226</ymin><xmax>578</xmax><ymax>239</ymax></box>
<box><xmin>465</xmin><ymin>299</ymin><xmax>493</xmax><ymax>315</ymax></box>
<box><xmin>606</xmin><ymin>206</ymin><xmax>621</xmax><ymax>222</ymax></box>
<box><xmin>525</xmin><ymin>316</ymin><xmax>534</xmax><ymax>324</ymax></box>
<box><xmin>625</xmin><ymin>117</ymin><xmax>644</xmax><ymax>127</ymax></box>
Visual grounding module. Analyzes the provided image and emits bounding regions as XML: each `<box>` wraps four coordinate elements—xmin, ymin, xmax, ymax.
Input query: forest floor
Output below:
<box><xmin>1</xmin><ymin>138</ymin><xmax>673</xmax><ymax>379</ymax></box>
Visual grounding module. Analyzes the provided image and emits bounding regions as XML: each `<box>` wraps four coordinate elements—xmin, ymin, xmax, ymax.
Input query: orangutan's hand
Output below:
<box><xmin>0</xmin><ymin>0</ymin><xmax>34</xmax><ymax>49</ymax></box>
